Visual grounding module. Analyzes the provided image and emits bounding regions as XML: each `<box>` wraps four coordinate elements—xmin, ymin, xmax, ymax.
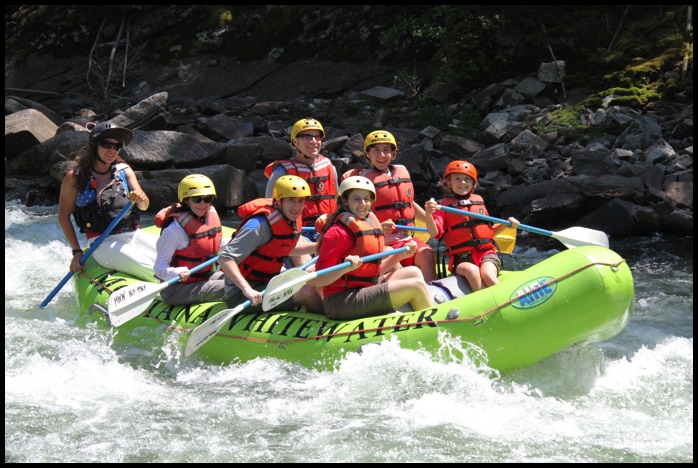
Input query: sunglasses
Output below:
<box><xmin>98</xmin><ymin>141</ymin><xmax>123</xmax><ymax>150</ymax></box>
<box><xmin>296</xmin><ymin>134</ymin><xmax>323</xmax><ymax>142</ymax></box>
<box><xmin>190</xmin><ymin>196</ymin><xmax>215</xmax><ymax>204</ymax></box>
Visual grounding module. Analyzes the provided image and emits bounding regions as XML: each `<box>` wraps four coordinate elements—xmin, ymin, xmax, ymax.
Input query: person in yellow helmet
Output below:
<box><xmin>153</xmin><ymin>174</ymin><xmax>227</xmax><ymax>306</ymax></box>
<box><xmin>58</xmin><ymin>121</ymin><xmax>157</xmax><ymax>282</ymax></box>
<box><xmin>342</xmin><ymin>129</ymin><xmax>437</xmax><ymax>282</ymax></box>
<box><xmin>424</xmin><ymin>161</ymin><xmax>520</xmax><ymax>291</ymax></box>
<box><xmin>314</xmin><ymin>176</ymin><xmax>434</xmax><ymax>320</ymax></box>
<box><xmin>264</xmin><ymin>118</ymin><xmax>338</xmax><ymax>243</ymax></box>
<box><xmin>219</xmin><ymin>175</ymin><xmax>323</xmax><ymax>314</ymax></box>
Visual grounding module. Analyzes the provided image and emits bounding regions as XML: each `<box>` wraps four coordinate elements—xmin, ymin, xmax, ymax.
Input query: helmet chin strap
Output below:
<box><xmin>296</xmin><ymin>149</ymin><xmax>314</xmax><ymax>165</ymax></box>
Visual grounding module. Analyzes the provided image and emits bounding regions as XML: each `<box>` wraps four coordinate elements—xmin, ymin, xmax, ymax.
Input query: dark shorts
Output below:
<box><xmin>452</xmin><ymin>249</ymin><xmax>501</xmax><ymax>273</ymax></box>
<box><xmin>322</xmin><ymin>283</ymin><xmax>392</xmax><ymax>320</ymax></box>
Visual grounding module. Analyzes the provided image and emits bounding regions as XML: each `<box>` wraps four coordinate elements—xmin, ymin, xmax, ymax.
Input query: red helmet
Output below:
<box><xmin>443</xmin><ymin>160</ymin><xmax>477</xmax><ymax>182</ymax></box>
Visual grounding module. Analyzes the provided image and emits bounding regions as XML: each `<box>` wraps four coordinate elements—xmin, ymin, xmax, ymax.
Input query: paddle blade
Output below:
<box><xmin>552</xmin><ymin>227</ymin><xmax>609</xmax><ymax>249</ymax></box>
<box><xmin>494</xmin><ymin>224</ymin><xmax>517</xmax><ymax>254</ymax></box>
<box><xmin>184</xmin><ymin>302</ymin><xmax>248</xmax><ymax>357</ymax></box>
<box><xmin>412</xmin><ymin>218</ymin><xmax>430</xmax><ymax>243</ymax></box>
<box><xmin>107</xmin><ymin>282</ymin><xmax>167</xmax><ymax>327</ymax></box>
<box><xmin>262</xmin><ymin>268</ymin><xmax>315</xmax><ymax>311</ymax></box>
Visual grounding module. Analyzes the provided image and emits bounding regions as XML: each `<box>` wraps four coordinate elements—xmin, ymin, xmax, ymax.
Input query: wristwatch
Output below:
<box><xmin>72</xmin><ymin>249</ymin><xmax>83</xmax><ymax>255</ymax></box>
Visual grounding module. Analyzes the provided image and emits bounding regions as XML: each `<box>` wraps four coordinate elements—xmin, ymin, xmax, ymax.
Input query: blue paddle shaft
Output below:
<box><xmin>165</xmin><ymin>255</ymin><xmax>219</xmax><ymax>286</ymax></box>
<box><xmin>40</xmin><ymin>201</ymin><xmax>135</xmax><ymax>308</ymax></box>
<box><xmin>302</xmin><ymin>225</ymin><xmax>427</xmax><ymax>233</ymax></box>
<box><xmin>315</xmin><ymin>246</ymin><xmax>409</xmax><ymax>278</ymax></box>
<box><xmin>436</xmin><ymin>204</ymin><xmax>553</xmax><ymax>237</ymax></box>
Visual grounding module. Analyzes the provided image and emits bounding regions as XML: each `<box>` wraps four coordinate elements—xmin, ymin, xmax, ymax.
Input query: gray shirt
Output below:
<box><xmin>219</xmin><ymin>215</ymin><xmax>273</xmax><ymax>300</ymax></box>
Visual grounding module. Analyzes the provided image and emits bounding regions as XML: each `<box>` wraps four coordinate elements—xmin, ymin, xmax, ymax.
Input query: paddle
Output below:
<box><xmin>184</xmin><ymin>257</ymin><xmax>318</xmax><ymax>357</ymax></box>
<box><xmin>301</xmin><ymin>225</ymin><xmax>428</xmax><ymax>233</ymax></box>
<box><xmin>40</xmin><ymin>201</ymin><xmax>134</xmax><ymax>308</ymax></box>
<box><xmin>106</xmin><ymin>255</ymin><xmax>220</xmax><ymax>327</ymax></box>
<box><xmin>262</xmin><ymin>246</ymin><xmax>409</xmax><ymax>311</ymax></box>
<box><xmin>435</xmin><ymin>203</ymin><xmax>609</xmax><ymax>249</ymax></box>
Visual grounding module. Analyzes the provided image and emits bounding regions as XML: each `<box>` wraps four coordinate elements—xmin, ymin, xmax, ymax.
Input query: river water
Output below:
<box><xmin>5</xmin><ymin>200</ymin><xmax>693</xmax><ymax>463</ymax></box>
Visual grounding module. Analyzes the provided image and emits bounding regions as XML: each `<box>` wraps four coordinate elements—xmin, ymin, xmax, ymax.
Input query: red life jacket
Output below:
<box><xmin>345</xmin><ymin>165</ymin><xmax>415</xmax><ymax>225</ymax></box>
<box><xmin>236</xmin><ymin>199</ymin><xmax>300</xmax><ymax>283</ymax></box>
<box><xmin>154</xmin><ymin>205</ymin><xmax>222</xmax><ymax>284</ymax></box>
<box><xmin>328</xmin><ymin>211</ymin><xmax>384</xmax><ymax>290</ymax></box>
<box><xmin>439</xmin><ymin>195</ymin><xmax>495</xmax><ymax>260</ymax></box>
<box><xmin>264</xmin><ymin>156</ymin><xmax>337</xmax><ymax>227</ymax></box>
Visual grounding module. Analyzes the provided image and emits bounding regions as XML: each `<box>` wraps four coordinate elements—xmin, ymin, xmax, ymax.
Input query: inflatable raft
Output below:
<box><xmin>73</xmin><ymin>226</ymin><xmax>634</xmax><ymax>372</ymax></box>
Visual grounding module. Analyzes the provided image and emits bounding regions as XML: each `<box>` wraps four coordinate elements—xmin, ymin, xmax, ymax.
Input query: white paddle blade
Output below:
<box><xmin>184</xmin><ymin>303</ymin><xmax>246</xmax><ymax>357</ymax></box>
<box><xmin>107</xmin><ymin>282</ymin><xmax>167</xmax><ymax>327</ymax></box>
<box><xmin>553</xmin><ymin>227</ymin><xmax>609</xmax><ymax>249</ymax></box>
<box><xmin>262</xmin><ymin>269</ymin><xmax>315</xmax><ymax>311</ymax></box>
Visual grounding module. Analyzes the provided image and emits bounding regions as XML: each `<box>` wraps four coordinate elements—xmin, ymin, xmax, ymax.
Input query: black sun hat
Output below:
<box><xmin>87</xmin><ymin>122</ymin><xmax>133</xmax><ymax>146</ymax></box>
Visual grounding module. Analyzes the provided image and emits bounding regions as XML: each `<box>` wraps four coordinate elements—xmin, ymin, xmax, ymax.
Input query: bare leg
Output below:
<box><xmin>414</xmin><ymin>246</ymin><xmax>437</xmax><ymax>283</ymax></box>
<box><xmin>480</xmin><ymin>261</ymin><xmax>500</xmax><ymax>288</ymax></box>
<box><xmin>294</xmin><ymin>283</ymin><xmax>324</xmax><ymax>314</ymax></box>
<box><xmin>386</xmin><ymin>266</ymin><xmax>434</xmax><ymax>310</ymax></box>
<box><xmin>455</xmin><ymin>262</ymin><xmax>482</xmax><ymax>291</ymax></box>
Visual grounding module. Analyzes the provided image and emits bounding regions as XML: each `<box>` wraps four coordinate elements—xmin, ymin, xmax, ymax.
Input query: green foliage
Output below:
<box><xmin>393</xmin><ymin>69</ymin><xmax>422</xmax><ymax>99</ymax></box>
<box><xmin>380</xmin><ymin>5</ymin><xmax>691</xmax><ymax>108</ymax></box>
<box><xmin>219</xmin><ymin>10</ymin><xmax>233</xmax><ymax>28</ymax></box>
<box><xmin>530</xmin><ymin>105</ymin><xmax>590</xmax><ymax>134</ymax></box>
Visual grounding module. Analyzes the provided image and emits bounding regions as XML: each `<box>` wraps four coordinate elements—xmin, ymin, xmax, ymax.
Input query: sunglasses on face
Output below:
<box><xmin>98</xmin><ymin>141</ymin><xmax>123</xmax><ymax>150</ymax></box>
<box><xmin>190</xmin><ymin>196</ymin><xmax>215</xmax><ymax>204</ymax></box>
<box><xmin>296</xmin><ymin>133</ymin><xmax>323</xmax><ymax>142</ymax></box>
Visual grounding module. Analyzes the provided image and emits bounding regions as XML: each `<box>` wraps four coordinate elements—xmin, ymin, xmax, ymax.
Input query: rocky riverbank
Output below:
<box><xmin>5</xmin><ymin>77</ymin><xmax>693</xmax><ymax>240</ymax></box>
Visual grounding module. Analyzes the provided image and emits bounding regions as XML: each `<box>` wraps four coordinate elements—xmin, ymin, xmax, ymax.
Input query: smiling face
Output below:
<box><xmin>293</xmin><ymin>131</ymin><xmax>323</xmax><ymax>164</ymax></box>
<box><xmin>184</xmin><ymin>196</ymin><xmax>214</xmax><ymax>217</ymax></box>
<box><xmin>365</xmin><ymin>143</ymin><xmax>396</xmax><ymax>171</ymax></box>
<box><xmin>344</xmin><ymin>188</ymin><xmax>374</xmax><ymax>219</ymax></box>
<box><xmin>277</xmin><ymin>197</ymin><xmax>308</xmax><ymax>222</ymax></box>
<box><xmin>96</xmin><ymin>139</ymin><xmax>122</xmax><ymax>164</ymax></box>
<box><xmin>445</xmin><ymin>173</ymin><xmax>476</xmax><ymax>197</ymax></box>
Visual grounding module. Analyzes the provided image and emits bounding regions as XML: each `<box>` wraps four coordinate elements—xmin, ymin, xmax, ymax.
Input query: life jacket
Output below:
<box><xmin>264</xmin><ymin>156</ymin><xmax>337</xmax><ymax>227</ymax></box>
<box><xmin>73</xmin><ymin>163</ymin><xmax>139</xmax><ymax>235</ymax></box>
<box><xmin>154</xmin><ymin>205</ymin><xmax>222</xmax><ymax>284</ymax></box>
<box><xmin>235</xmin><ymin>199</ymin><xmax>300</xmax><ymax>283</ymax></box>
<box><xmin>328</xmin><ymin>211</ymin><xmax>384</xmax><ymax>290</ymax></box>
<box><xmin>439</xmin><ymin>195</ymin><xmax>495</xmax><ymax>259</ymax></box>
<box><xmin>347</xmin><ymin>165</ymin><xmax>415</xmax><ymax>225</ymax></box>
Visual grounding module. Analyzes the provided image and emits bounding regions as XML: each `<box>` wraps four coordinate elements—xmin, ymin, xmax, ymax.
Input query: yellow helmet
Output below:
<box><xmin>338</xmin><ymin>176</ymin><xmax>376</xmax><ymax>199</ymax></box>
<box><xmin>273</xmin><ymin>175</ymin><xmax>311</xmax><ymax>201</ymax></box>
<box><xmin>178</xmin><ymin>174</ymin><xmax>216</xmax><ymax>202</ymax></box>
<box><xmin>290</xmin><ymin>118</ymin><xmax>325</xmax><ymax>141</ymax></box>
<box><xmin>363</xmin><ymin>130</ymin><xmax>397</xmax><ymax>153</ymax></box>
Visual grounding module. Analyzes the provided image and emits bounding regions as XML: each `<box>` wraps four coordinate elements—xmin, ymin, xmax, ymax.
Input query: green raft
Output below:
<box><xmin>73</xmin><ymin>226</ymin><xmax>634</xmax><ymax>372</ymax></box>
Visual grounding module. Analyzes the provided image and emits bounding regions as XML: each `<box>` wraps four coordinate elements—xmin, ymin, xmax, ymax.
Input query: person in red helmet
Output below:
<box><xmin>425</xmin><ymin>160</ymin><xmax>520</xmax><ymax>292</ymax></box>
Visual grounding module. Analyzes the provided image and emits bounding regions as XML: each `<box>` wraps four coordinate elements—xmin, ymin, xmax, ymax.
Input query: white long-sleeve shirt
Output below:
<box><xmin>154</xmin><ymin>221</ymin><xmax>189</xmax><ymax>281</ymax></box>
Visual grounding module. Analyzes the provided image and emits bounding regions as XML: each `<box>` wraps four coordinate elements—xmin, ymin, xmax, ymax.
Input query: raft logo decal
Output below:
<box><xmin>511</xmin><ymin>276</ymin><xmax>557</xmax><ymax>309</ymax></box>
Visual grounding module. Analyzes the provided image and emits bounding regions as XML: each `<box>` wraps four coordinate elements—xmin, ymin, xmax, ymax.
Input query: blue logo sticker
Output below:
<box><xmin>510</xmin><ymin>276</ymin><xmax>557</xmax><ymax>309</ymax></box>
